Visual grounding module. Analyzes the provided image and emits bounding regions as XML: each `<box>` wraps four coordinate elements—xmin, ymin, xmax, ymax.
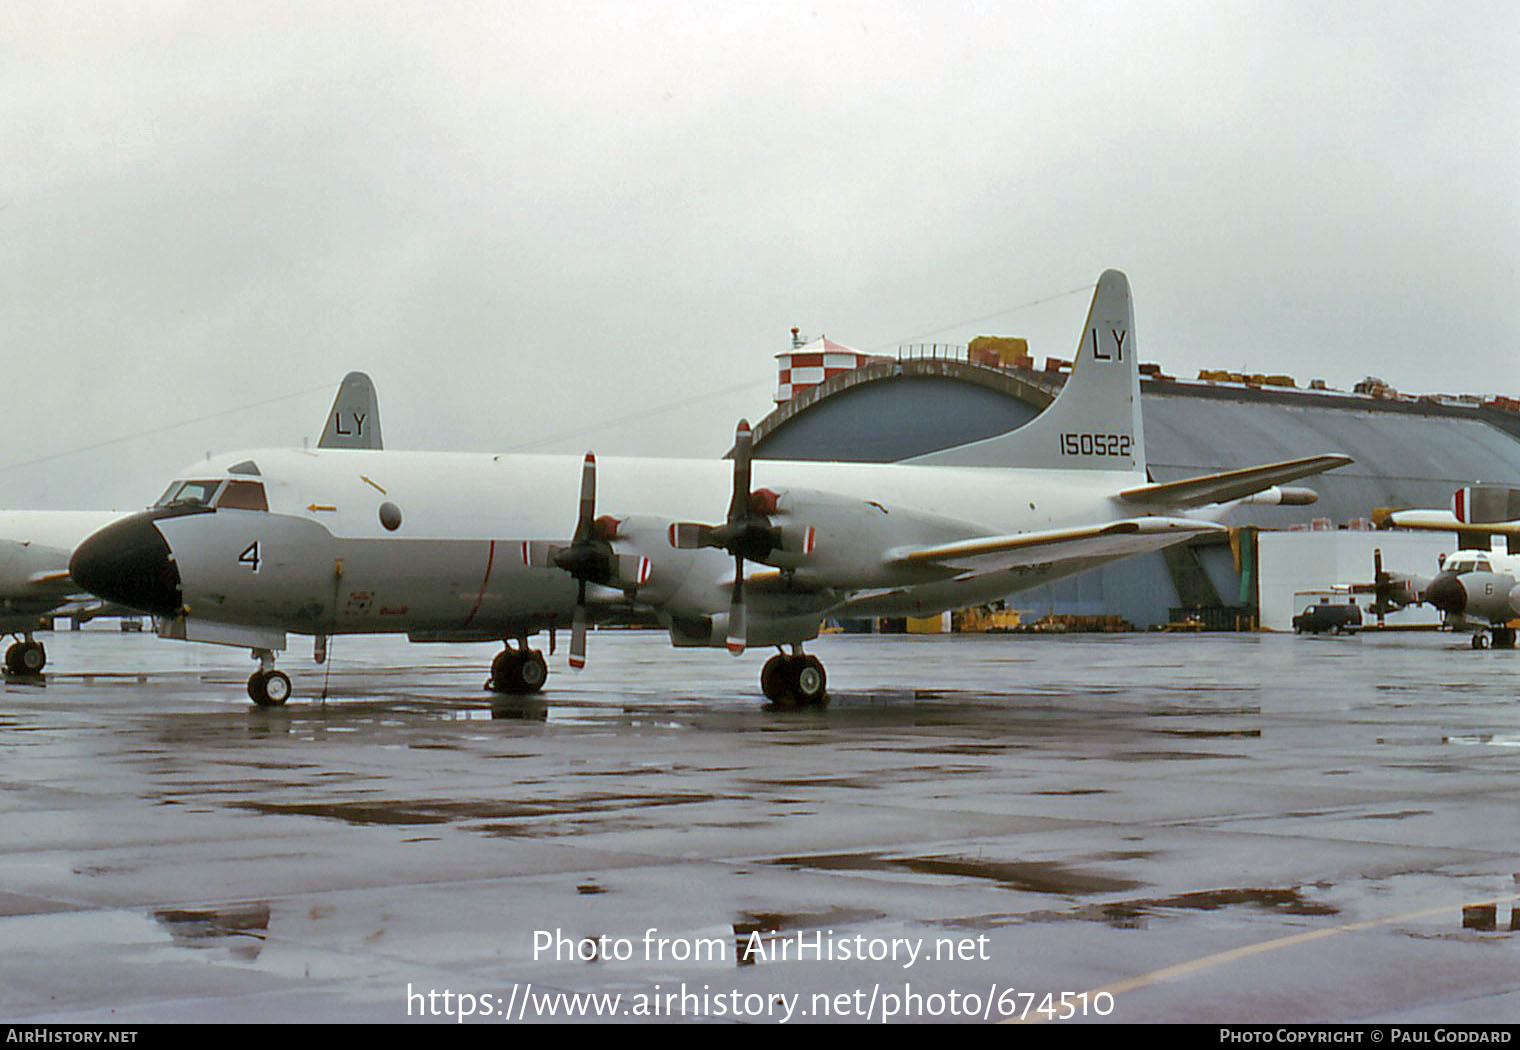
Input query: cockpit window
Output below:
<box><xmin>1448</xmin><ymin>556</ymin><xmax>1488</xmax><ymax>575</ymax></box>
<box><xmin>215</xmin><ymin>480</ymin><xmax>268</xmax><ymax>511</ymax></box>
<box><xmin>155</xmin><ymin>479</ymin><xmax>224</xmax><ymax>508</ymax></box>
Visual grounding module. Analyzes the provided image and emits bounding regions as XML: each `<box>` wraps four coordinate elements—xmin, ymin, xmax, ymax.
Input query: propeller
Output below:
<box><xmin>1366</xmin><ymin>547</ymin><xmax>1428</xmax><ymax>625</ymax></box>
<box><xmin>668</xmin><ymin>420</ymin><xmax>812</xmax><ymax>655</ymax></box>
<box><xmin>1372</xmin><ymin>548</ymin><xmax>1389</xmax><ymax>627</ymax></box>
<box><xmin>524</xmin><ymin>453</ymin><xmax>649</xmax><ymax>670</ymax></box>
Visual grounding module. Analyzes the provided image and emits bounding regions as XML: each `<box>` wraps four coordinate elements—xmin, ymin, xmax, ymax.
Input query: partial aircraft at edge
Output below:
<box><xmin>69</xmin><ymin>271</ymin><xmax>1353</xmax><ymax>706</ymax></box>
<box><xmin>0</xmin><ymin>372</ymin><xmax>381</xmax><ymax>676</ymax></box>
<box><xmin>0</xmin><ymin>511</ymin><xmax>126</xmax><ymax>673</ymax></box>
<box><xmin>1366</xmin><ymin>486</ymin><xmax>1520</xmax><ymax>649</ymax></box>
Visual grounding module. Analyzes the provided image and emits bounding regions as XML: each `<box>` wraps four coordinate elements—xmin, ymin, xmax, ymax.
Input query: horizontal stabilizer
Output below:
<box><xmin>886</xmin><ymin>517</ymin><xmax>1224</xmax><ymax>574</ymax></box>
<box><xmin>1119</xmin><ymin>454</ymin><xmax>1352</xmax><ymax>509</ymax></box>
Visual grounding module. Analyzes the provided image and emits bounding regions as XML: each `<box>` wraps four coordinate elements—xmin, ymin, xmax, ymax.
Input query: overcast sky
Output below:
<box><xmin>3</xmin><ymin>1</ymin><xmax>1516</xmax><ymax>509</ymax></box>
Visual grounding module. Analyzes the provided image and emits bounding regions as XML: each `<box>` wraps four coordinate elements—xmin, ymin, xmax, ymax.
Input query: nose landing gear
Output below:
<box><xmin>247</xmin><ymin>648</ymin><xmax>291</xmax><ymax>707</ymax></box>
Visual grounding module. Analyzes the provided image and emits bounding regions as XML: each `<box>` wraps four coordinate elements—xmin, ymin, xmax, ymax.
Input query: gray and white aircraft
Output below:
<box><xmin>0</xmin><ymin>372</ymin><xmax>382</xmax><ymax>676</ymax></box>
<box><xmin>1370</xmin><ymin>486</ymin><xmax>1520</xmax><ymax>648</ymax></box>
<box><xmin>69</xmin><ymin>271</ymin><xmax>1352</xmax><ymax>706</ymax></box>
<box><xmin>0</xmin><ymin>511</ymin><xmax>126</xmax><ymax>673</ymax></box>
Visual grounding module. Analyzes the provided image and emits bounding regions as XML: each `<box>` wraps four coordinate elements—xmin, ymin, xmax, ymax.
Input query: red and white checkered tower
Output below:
<box><xmin>775</xmin><ymin>328</ymin><xmax>872</xmax><ymax>403</ymax></box>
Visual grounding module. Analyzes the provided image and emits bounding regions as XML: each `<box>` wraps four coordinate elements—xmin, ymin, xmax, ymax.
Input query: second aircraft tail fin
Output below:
<box><xmin>317</xmin><ymin>371</ymin><xmax>383</xmax><ymax>450</ymax></box>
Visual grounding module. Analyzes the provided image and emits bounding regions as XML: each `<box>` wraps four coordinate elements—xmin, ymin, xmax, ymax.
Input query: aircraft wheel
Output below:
<box><xmin>519</xmin><ymin>650</ymin><xmax>548</xmax><ymax>693</ymax></box>
<box><xmin>760</xmin><ymin>655</ymin><xmax>828</xmax><ymax>708</ymax></box>
<box><xmin>760</xmin><ymin>655</ymin><xmax>788</xmax><ymax>702</ymax></box>
<box><xmin>489</xmin><ymin>649</ymin><xmax>547</xmax><ymax>694</ymax></box>
<box><xmin>488</xmin><ymin>649</ymin><xmax>521</xmax><ymax>692</ymax></box>
<box><xmin>248</xmin><ymin>670</ymin><xmax>292</xmax><ymax>707</ymax></box>
<box><xmin>20</xmin><ymin>642</ymin><xmax>46</xmax><ymax>674</ymax></box>
<box><xmin>1472</xmin><ymin>632</ymin><xmax>1490</xmax><ymax>651</ymax></box>
<box><xmin>6</xmin><ymin>642</ymin><xmax>45</xmax><ymax>675</ymax></box>
<box><xmin>795</xmin><ymin>656</ymin><xmax>828</xmax><ymax>706</ymax></box>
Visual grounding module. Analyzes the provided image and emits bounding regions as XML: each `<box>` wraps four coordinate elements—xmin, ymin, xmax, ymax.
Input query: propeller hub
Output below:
<box><xmin>553</xmin><ymin>542</ymin><xmax>612</xmax><ymax>584</ymax></box>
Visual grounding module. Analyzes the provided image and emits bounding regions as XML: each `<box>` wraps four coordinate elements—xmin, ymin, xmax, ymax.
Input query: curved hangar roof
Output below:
<box><xmin>751</xmin><ymin>360</ymin><xmax>1520</xmax><ymax>528</ymax></box>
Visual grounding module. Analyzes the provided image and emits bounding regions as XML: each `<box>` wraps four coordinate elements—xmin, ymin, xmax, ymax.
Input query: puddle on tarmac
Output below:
<box><xmin>153</xmin><ymin>902</ymin><xmax>271</xmax><ymax>950</ymax></box>
<box><xmin>151</xmin><ymin>904</ymin><xmax>272</xmax><ymax>963</ymax></box>
<box><xmin>235</xmin><ymin>792</ymin><xmax>723</xmax><ymax>829</ymax></box>
<box><xmin>765</xmin><ymin>851</ymin><xmax>1142</xmax><ymax>894</ymax></box>
<box><xmin>1056</xmin><ymin>887</ymin><xmax>1340</xmax><ymax>929</ymax></box>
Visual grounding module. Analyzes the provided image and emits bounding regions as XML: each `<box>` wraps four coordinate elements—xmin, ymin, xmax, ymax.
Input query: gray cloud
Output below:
<box><xmin>2</xmin><ymin>1</ymin><xmax>1516</xmax><ymax>508</ymax></box>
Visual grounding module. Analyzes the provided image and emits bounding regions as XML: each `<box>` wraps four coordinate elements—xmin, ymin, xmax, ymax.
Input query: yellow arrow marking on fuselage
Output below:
<box><xmin>307</xmin><ymin>504</ymin><xmax>337</xmax><ymax>513</ymax></box>
<box><xmin>360</xmin><ymin>476</ymin><xmax>387</xmax><ymax>495</ymax></box>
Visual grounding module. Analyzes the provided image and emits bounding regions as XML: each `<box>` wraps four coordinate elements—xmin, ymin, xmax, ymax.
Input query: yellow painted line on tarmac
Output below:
<box><xmin>1002</xmin><ymin>892</ymin><xmax>1520</xmax><ymax>1023</ymax></box>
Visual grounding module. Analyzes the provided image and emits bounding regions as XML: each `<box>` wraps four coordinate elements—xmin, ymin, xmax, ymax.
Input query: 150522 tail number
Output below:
<box><xmin>1060</xmin><ymin>433</ymin><xmax>1132</xmax><ymax>457</ymax></box>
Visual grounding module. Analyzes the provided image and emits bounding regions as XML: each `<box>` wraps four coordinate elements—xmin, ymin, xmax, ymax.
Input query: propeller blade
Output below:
<box><xmin>726</xmin><ymin>420</ymin><xmax>752</xmax><ymax>522</ymax></box>
<box><xmin>569</xmin><ymin>581</ymin><xmax>588</xmax><ymax>670</ymax></box>
<box><xmin>669</xmin><ymin>522</ymin><xmax>714</xmax><ymax>549</ymax></box>
<box><xmin>522</xmin><ymin>540</ymin><xmax>557</xmax><ymax>568</ymax></box>
<box><xmin>572</xmin><ymin>453</ymin><xmax>597</xmax><ymax>544</ymax></box>
<box><xmin>614</xmin><ymin>554</ymin><xmax>652</xmax><ymax>588</ymax></box>
<box><xmin>1374</xmin><ymin>548</ymin><xmax>1386</xmax><ymax>626</ymax></box>
<box><xmin>726</xmin><ymin>554</ymin><xmax>746</xmax><ymax>655</ymax></box>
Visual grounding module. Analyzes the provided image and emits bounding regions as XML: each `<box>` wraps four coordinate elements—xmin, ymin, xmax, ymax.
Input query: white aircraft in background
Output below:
<box><xmin>69</xmin><ymin>271</ymin><xmax>1351</xmax><ymax>706</ymax></box>
<box><xmin>1367</xmin><ymin>486</ymin><xmax>1520</xmax><ymax>649</ymax></box>
<box><xmin>0</xmin><ymin>372</ymin><xmax>382</xmax><ymax>676</ymax></box>
<box><xmin>0</xmin><ymin>512</ymin><xmax>125</xmax><ymax>673</ymax></box>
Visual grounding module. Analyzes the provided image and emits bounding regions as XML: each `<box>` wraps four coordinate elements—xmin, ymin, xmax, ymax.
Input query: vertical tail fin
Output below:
<box><xmin>317</xmin><ymin>371</ymin><xmax>383</xmax><ymax>450</ymax></box>
<box><xmin>905</xmin><ymin>270</ymin><xmax>1145</xmax><ymax>474</ymax></box>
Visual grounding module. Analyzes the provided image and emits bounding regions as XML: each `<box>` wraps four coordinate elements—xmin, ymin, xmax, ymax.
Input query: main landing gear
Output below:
<box><xmin>247</xmin><ymin>648</ymin><xmax>292</xmax><ymax>707</ymax></box>
<box><xmin>3</xmin><ymin>636</ymin><xmax>46</xmax><ymax>676</ymax></box>
<box><xmin>488</xmin><ymin>641</ymin><xmax>549</xmax><ymax>695</ymax></box>
<box><xmin>760</xmin><ymin>647</ymin><xmax>828</xmax><ymax>708</ymax></box>
<box><xmin>1472</xmin><ymin>627</ymin><xmax>1517</xmax><ymax>650</ymax></box>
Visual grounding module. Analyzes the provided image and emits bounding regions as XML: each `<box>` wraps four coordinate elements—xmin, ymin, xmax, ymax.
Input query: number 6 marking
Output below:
<box><xmin>238</xmin><ymin>541</ymin><xmax>261</xmax><ymax>573</ymax></box>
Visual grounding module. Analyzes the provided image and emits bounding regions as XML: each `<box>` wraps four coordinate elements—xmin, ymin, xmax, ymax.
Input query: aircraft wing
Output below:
<box><xmin>884</xmin><ymin>517</ymin><xmax>1225</xmax><ymax>575</ymax></box>
<box><xmin>1381</xmin><ymin>510</ymin><xmax>1520</xmax><ymax>538</ymax></box>
<box><xmin>1117</xmin><ymin>454</ymin><xmax>1352</xmax><ymax>509</ymax></box>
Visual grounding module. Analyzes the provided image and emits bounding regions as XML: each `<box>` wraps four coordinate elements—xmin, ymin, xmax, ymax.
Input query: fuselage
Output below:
<box><xmin>71</xmin><ymin>446</ymin><xmax>1151</xmax><ymax>645</ymax></box>
<box><xmin>190</xmin><ymin>448</ymin><xmax>1143</xmax><ymax>540</ymax></box>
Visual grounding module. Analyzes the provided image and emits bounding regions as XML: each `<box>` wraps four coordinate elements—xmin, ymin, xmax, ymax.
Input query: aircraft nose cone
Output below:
<box><xmin>70</xmin><ymin>513</ymin><xmax>183</xmax><ymax>617</ymax></box>
<box><xmin>1425</xmin><ymin>572</ymin><xmax>1466</xmax><ymax>616</ymax></box>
